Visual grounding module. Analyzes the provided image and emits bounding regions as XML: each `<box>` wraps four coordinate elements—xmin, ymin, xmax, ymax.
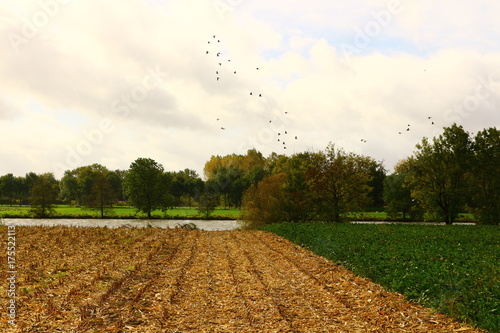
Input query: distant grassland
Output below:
<box><xmin>259</xmin><ymin>222</ymin><xmax>500</xmax><ymax>333</ymax></box>
<box><xmin>0</xmin><ymin>205</ymin><xmax>477</xmax><ymax>221</ymax></box>
<box><xmin>0</xmin><ymin>205</ymin><xmax>240</xmax><ymax>219</ymax></box>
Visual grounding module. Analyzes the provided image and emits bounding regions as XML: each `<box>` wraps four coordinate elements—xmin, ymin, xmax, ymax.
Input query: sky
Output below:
<box><xmin>1</xmin><ymin>0</ymin><xmax>499</xmax><ymax>179</ymax></box>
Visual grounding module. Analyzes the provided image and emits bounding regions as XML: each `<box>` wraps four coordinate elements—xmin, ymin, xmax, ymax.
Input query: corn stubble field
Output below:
<box><xmin>0</xmin><ymin>226</ymin><xmax>487</xmax><ymax>332</ymax></box>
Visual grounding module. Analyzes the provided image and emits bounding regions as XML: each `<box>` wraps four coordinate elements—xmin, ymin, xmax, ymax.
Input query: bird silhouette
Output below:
<box><xmin>221</xmin><ymin>127</ymin><xmax>225</xmax><ymax>130</ymax></box>
<box><xmin>295</xmin><ymin>136</ymin><xmax>297</xmax><ymax>139</ymax></box>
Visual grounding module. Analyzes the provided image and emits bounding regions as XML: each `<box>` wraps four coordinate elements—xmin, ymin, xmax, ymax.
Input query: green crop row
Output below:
<box><xmin>259</xmin><ymin>222</ymin><xmax>499</xmax><ymax>332</ymax></box>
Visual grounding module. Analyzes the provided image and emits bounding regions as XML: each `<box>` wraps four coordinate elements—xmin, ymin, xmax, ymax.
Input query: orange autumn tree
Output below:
<box><xmin>239</xmin><ymin>172</ymin><xmax>287</xmax><ymax>229</ymax></box>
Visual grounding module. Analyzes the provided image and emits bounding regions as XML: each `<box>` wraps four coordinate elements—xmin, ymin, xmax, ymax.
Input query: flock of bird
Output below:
<box><xmin>206</xmin><ymin>35</ymin><xmax>438</xmax><ymax>150</ymax></box>
<box><xmin>397</xmin><ymin>117</ymin><xmax>435</xmax><ymax>136</ymax></box>
<box><xmin>206</xmin><ymin>35</ymin><xmax>298</xmax><ymax>150</ymax></box>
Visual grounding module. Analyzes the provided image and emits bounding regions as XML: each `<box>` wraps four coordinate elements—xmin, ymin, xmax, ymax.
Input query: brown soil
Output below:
<box><xmin>0</xmin><ymin>226</ymin><xmax>486</xmax><ymax>332</ymax></box>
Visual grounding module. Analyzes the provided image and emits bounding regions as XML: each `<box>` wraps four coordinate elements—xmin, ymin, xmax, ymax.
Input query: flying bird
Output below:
<box><xmin>221</xmin><ymin>127</ymin><xmax>225</xmax><ymax>130</ymax></box>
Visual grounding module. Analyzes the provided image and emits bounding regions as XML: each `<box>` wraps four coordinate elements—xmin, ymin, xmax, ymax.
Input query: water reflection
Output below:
<box><xmin>2</xmin><ymin>218</ymin><xmax>241</xmax><ymax>231</ymax></box>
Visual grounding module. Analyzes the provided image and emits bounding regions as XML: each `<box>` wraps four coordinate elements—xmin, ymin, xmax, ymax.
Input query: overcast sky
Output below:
<box><xmin>1</xmin><ymin>0</ymin><xmax>499</xmax><ymax>179</ymax></box>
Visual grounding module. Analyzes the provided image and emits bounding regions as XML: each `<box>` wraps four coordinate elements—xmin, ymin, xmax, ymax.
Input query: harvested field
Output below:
<box><xmin>0</xmin><ymin>226</ymin><xmax>486</xmax><ymax>332</ymax></box>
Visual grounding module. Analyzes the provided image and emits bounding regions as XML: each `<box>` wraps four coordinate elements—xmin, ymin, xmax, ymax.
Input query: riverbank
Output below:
<box><xmin>1</xmin><ymin>218</ymin><xmax>241</xmax><ymax>231</ymax></box>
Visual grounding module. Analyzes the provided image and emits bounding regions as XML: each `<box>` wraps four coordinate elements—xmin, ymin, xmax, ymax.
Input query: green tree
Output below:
<box><xmin>171</xmin><ymin>169</ymin><xmax>203</xmax><ymax>207</ymax></box>
<box><xmin>24</xmin><ymin>172</ymin><xmax>39</xmax><ymax>203</ymax></box>
<box><xmin>408</xmin><ymin>124</ymin><xmax>472</xmax><ymax>224</ymax></box>
<box><xmin>383</xmin><ymin>173</ymin><xmax>423</xmax><ymax>220</ymax></box>
<box><xmin>367</xmin><ymin>161</ymin><xmax>386</xmax><ymax>209</ymax></box>
<box><xmin>86</xmin><ymin>170</ymin><xmax>118</xmax><ymax>218</ymax></box>
<box><xmin>29</xmin><ymin>173</ymin><xmax>59</xmax><ymax>218</ymax></box>
<box><xmin>211</xmin><ymin>165</ymin><xmax>246</xmax><ymax>209</ymax></box>
<box><xmin>307</xmin><ymin>144</ymin><xmax>374</xmax><ymax>222</ymax></box>
<box><xmin>59</xmin><ymin>170</ymin><xmax>79</xmax><ymax>206</ymax></box>
<box><xmin>123</xmin><ymin>158</ymin><xmax>171</xmax><ymax>218</ymax></box>
<box><xmin>0</xmin><ymin>173</ymin><xmax>17</xmax><ymax>205</ymax></box>
<box><xmin>470</xmin><ymin>127</ymin><xmax>500</xmax><ymax>224</ymax></box>
<box><xmin>196</xmin><ymin>183</ymin><xmax>219</xmax><ymax>219</ymax></box>
<box><xmin>272</xmin><ymin>152</ymin><xmax>319</xmax><ymax>222</ymax></box>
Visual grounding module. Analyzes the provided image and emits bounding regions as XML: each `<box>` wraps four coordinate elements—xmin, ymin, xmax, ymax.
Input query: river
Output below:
<box><xmin>1</xmin><ymin>218</ymin><xmax>242</xmax><ymax>231</ymax></box>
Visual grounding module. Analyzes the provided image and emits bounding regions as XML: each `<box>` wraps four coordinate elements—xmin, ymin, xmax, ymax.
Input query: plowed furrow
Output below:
<box><xmin>0</xmin><ymin>227</ymin><xmax>487</xmax><ymax>333</ymax></box>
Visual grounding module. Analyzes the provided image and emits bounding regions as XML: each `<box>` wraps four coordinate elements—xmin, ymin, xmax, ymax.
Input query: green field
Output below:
<box><xmin>259</xmin><ymin>222</ymin><xmax>500</xmax><ymax>332</ymax></box>
<box><xmin>1</xmin><ymin>205</ymin><xmax>479</xmax><ymax>222</ymax></box>
<box><xmin>0</xmin><ymin>205</ymin><xmax>240</xmax><ymax>219</ymax></box>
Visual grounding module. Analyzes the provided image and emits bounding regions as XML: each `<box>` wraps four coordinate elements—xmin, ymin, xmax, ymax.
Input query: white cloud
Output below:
<box><xmin>1</xmin><ymin>0</ymin><xmax>499</xmax><ymax>178</ymax></box>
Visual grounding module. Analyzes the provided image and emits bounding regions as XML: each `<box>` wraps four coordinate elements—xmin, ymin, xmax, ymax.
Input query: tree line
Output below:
<box><xmin>0</xmin><ymin>124</ymin><xmax>498</xmax><ymax>224</ymax></box>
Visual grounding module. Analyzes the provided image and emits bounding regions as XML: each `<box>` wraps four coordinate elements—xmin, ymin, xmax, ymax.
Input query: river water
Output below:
<box><xmin>1</xmin><ymin>218</ymin><xmax>242</xmax><ymax>231</ymax></box>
